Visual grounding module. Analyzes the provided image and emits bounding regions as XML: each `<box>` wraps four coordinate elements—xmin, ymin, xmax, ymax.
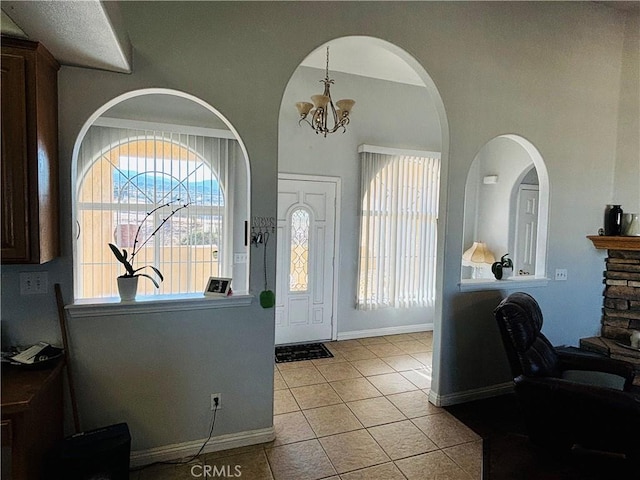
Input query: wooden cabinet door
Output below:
<box><xmin>1</xmin><ymin>52</ymin><xmax>30</xmax><ymax>262</ymax></box>
<box><xmin>1</xmin><ymin>38</ymin><xmax>59</xmax><ymax>264</ymax></box>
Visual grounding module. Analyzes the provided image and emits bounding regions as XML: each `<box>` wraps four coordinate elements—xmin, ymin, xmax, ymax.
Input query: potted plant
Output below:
<box><xmin>109</xmin><ymin>201</ymin><xmax>189</xmax><ymax>301</ymax></box>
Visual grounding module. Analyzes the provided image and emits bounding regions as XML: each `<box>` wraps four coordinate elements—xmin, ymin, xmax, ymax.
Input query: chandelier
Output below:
<box><xmin>295</xmin><ymin>46</ymin><xmax>355</xmax><ymax>137</ymax></box>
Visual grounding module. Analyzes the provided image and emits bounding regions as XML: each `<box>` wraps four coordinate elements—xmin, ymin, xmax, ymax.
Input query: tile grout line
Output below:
<box><xmin>273</xmin><ymin>334</ymin><xmax>473</xmax><ymax>479</ymax></box>
<box><xmin>269</xmin><ymin>333</ymin><xmax>483</xmax><ymax>480</ymax></box>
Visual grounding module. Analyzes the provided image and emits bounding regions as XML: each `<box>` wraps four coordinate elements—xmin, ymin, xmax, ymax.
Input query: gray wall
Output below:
<box><xmin>614</xmin><ymin>11</ymin><xmax>640</xmax><ymax>213</ymax></box>
<box><xmin>1</xmin><ymin>1</ymin><xmax>637</xmax><ymax>452</ymax></box>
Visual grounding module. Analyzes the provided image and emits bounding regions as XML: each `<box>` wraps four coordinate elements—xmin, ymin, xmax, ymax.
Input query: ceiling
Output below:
<box><xmin>301</xmin><ymin>38</ymin><xmax>425</xmax><ymax>87</ymax></box>
<box><xmin>0</xmin><ymin>1</ymin><xmax>423</xmax><ymax>84</ymax></box>
<box><xmin>102</xmin><ymin>94</ymin><xmax>230</xmax><ymax>129</ymax></box>
<box><xmin>2</xmin><ymin>0</ymin><xmax>636</xmax><ymax>124</ymax></box>
<box><xmin>594</xmin><ymin>1</ymin><xmax>640</xmax><ymax>11</ymax></box>
<box><xmin>2</xmin><ymin>1</ymin><xmax>637</xmax><ymax>77</ymax></box>
<box><xmin>1</xmin><ymin>0</ymin><xmax>132</xmax><ymax>73</ymax></box>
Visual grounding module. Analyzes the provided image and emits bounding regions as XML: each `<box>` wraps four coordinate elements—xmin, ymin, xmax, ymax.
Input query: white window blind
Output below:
<box><xmin>357</xmin><ymin>146</ymin><xmax>440</xmax><ymax>310</ymax></box>
<box><xmin>75</xmin><ymin>125</ymin><xmax>235</xmax><ymax>299</ymax></box>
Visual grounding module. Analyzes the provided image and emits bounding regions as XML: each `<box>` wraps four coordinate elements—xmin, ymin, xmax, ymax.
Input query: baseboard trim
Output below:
<box><xmin>428</xmin><ymin>381</ymin><xmax>513</xmax><ymax>407</ymax></box>
<box><xmin>337</xmin><ymin>323</ymin><xmax>433</xmax><ymax>341</ymax></box>
<box><xmin>130</xmin><ymin>426</ymin><xmax>275</xmax><ymax>467</ymax></box>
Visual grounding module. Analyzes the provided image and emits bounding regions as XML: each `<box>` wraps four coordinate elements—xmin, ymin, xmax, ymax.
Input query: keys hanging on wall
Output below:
<box><xmin>251</xmin><ymin>216</ymin><xmax>275</xmax><ymax>247</ymax></box>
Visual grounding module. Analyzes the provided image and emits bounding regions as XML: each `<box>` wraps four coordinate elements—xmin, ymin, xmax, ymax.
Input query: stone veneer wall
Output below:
<box><xmin>601</xmin><ymin>249</ymin><xmax>640</xmax><ymax>341</ymax></box>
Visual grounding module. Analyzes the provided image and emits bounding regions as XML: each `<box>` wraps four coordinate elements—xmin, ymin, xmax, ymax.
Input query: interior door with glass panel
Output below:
<box><xmin>275</xmin><ymin>176</ymin><xmax>337</xmax><ymax>345</ymax></box>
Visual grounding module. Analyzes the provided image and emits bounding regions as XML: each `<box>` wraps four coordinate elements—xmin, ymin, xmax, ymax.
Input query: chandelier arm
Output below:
<box><xmin>298</xmin><ymin>117</ymin><xmax>314</xmax><ymax>128</ymax></box>
<box><xmin>329</xmin><ymin>103</ymin><xmax>338</xmax><ymax>129</ymax></box>
<box><xmin>327</xmin><ymin>117</ymin><xmax>347</xmax><ymax>134</ymax></box>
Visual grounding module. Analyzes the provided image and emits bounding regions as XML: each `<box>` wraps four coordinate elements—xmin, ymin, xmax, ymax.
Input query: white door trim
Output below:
<box><xmin>278</xmin><ymin>173</ymin><xmax>341</xmax><ymax>341</ymax></box>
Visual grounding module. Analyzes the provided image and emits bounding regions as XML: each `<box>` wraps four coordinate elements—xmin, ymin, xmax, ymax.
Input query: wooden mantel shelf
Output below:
<box><xmin>587</xmin><ymin>235</ymin><xmax>640</xmax><ymax>251</ymax></box>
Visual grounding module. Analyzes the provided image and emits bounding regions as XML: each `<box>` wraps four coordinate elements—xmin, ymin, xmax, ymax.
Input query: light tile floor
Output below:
<box><xmin>131</xmin><ymin>332</ymin><xmax>482</xmax><ymax>480</ymax></box>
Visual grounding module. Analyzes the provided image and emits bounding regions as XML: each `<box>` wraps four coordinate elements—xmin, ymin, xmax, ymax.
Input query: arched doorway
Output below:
<box><xmin>277</xmin><ymin>37</ymin><xmax>450</xmax><ymax>399</ymax></box>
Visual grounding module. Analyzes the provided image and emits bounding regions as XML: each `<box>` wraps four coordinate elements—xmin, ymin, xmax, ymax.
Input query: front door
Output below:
<box><xmin>275</xmin><ymin>175</ymin><xmax>337</xmax><ymax>345</ymax></box>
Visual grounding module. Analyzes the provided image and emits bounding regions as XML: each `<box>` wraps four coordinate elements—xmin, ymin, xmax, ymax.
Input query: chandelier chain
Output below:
<box><xmin>325</xmin><ymin>46</ymin><xmax>330</xmax><ymax>79</ymax></box>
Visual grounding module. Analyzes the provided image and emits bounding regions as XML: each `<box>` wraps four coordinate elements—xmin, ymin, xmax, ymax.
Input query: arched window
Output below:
<box><xmin>76</xmin><ymin>124</ymin><xmax>239</xmax><ymax>299</ymax></box>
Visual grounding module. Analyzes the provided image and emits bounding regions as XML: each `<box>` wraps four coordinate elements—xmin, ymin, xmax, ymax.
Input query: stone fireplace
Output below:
<box><xmin>581</xmin><ymin>236</ymin><xmax>640</xmax><ymax>386</ymax></box>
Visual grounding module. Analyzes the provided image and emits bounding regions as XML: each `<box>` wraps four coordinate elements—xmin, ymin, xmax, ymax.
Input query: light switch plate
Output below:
<box><xmin>555</xmin><ymin>269</ymin><xmax>568</xmax><ymax>281</ymax></box>
<box><xmin>234</xmin><ymin>253</ymin><xmax>248</xmax><ymax>264</ymax></box>
<box><xmin>19</xmin><ymin>272</ymin><xmax>49</xmax><ymax>294</ymax></box>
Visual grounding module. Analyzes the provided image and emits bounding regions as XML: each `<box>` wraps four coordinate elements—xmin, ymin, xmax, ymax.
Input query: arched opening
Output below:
<box><xmin>277</xmin><ymin>36</ymin><xmax>450</xmax><ymax>398</ymax></box>
<box><xmin>71</xmin><ymin>88</ymin><xmax>251</xmax><ymax>300</ymax></box>
<box><xmin>462</xmin><ymin>134</ymin><xmax>549</xmax><ymax>282</ymax></box>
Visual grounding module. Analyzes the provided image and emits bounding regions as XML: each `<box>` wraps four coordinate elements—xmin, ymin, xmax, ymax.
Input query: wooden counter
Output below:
<box><xmin>1</xmin><ymin>359</ymin><xmax>64</xmax><ymax>480</ymax></box>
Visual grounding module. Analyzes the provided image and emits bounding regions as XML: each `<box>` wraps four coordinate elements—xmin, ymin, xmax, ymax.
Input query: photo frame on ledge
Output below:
<box><xmin>204</xmin><ymin>277</ymin><xmax>232</xmax><ymax>297</ymax></box>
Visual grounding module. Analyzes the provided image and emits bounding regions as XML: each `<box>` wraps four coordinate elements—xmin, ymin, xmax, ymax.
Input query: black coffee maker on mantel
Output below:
<box><xmin>604</xmin><ymin>204</ymin><xmax>623</xmax><ymax>236</ymax></box>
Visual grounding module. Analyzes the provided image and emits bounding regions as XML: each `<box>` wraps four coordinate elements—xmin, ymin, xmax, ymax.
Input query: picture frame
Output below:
<box><xmin>204</xmin><ymin>277</ymin><xmax>232</xmax><ymax>297</ymax></box>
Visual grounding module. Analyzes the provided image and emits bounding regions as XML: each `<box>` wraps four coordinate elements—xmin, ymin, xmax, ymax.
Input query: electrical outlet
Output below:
<box><xmin>234</xmin><ymin>253</ymin><xmax>248</xmax><ymax>264</ymax></box>
<box><xmin>555</xmin><ymin>269</ymin><xmax>568</xmax><ymax>281</ymax></box>
<box><xmin>211</xmin><ymin>393</ymin><xmax>222</xmax><ymax>410</ymax></box>
<box><xmin>19</xmin><ymin>272</ymin><xmax>49</xmax><ymax>295</ymax></box>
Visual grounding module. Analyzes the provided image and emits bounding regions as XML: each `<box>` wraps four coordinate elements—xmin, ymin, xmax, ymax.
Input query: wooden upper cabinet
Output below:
<box><xmin>1</xmin><ymin>37</ymin><xmax>60</xmax><ymax>264</ymax></box>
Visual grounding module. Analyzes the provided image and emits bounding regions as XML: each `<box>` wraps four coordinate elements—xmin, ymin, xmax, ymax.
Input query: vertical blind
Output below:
<box><xmin>357</xmin><ymin>147</ymin><xmax>440</xmax><ymax>310</ymax></box>
<box><xmin>75</xmin><ymin>125</ymin><xmax>233</xmax><ymax>299</ymax></box>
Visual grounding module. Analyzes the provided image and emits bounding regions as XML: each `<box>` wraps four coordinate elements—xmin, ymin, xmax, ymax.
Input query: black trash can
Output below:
<box><xmin>49</xmin><ymin>423</ymin><xmax>131</xmax><ymax>480</ymax></box>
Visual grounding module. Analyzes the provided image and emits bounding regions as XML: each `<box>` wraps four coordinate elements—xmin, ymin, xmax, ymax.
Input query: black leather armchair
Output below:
<box><xmin>494</xmin><ymin>292</ymin><xmax>640</xmax><ymax>459</ymax></box>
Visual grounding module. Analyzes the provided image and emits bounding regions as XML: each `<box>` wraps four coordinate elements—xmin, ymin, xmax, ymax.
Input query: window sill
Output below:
<box><xmin>458</xmin><ymin>276</ymin><xmax>549</xmax><ymax>292</ymax></box>
<box><xmin>66</xmin><ymin>292</ymin><xmax>254</xmax><ymax>318</ymax></box>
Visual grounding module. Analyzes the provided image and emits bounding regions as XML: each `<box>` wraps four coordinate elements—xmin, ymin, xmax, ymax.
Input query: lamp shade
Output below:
<box><xmin>336</xmin><ymin>99</ymin><xmax>355</xmax><ymax>115</ymax></box>
<box><xmin>462</xmin><ymin>242</ymin><xmax>495</xmax><ymax>265</ymax></box>
<box><xmin>296</xmin><ymin>102</ymin><xmax>313</xmax><ymax>116</ymax></box>
<box><xmin>311</xmin><ymin>95</ymin><xmax>330</xmax><ymax>109</ymax></box>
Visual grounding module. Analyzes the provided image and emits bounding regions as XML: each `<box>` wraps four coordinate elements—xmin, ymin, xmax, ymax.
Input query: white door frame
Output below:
<box><xmin>278</xmin><ymin>173</ymin><xmax>341</xmax><ymax>341</ymax></box>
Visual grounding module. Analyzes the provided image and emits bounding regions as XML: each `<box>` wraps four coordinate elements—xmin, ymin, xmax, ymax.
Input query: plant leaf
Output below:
<box><xmin>109</xmin><ymin>243</ymin><xmax>134</xmax><ymax>275</ymax></box>
<box><xmin>133</xmin><ymin>265</ymin><xmax>164</xmax><ymax>283</ymax></box>
<box><xmin>149</xmin><ymin>266</ymin><xmax>164</xmax><ymax>282</ymax></box>
<box><xmin>108</xmin><ymin>243</ymin><xmax>126</xmax><ymax>264</ymax></box>
<box><xmin>137</xmin><ymin>273</ymin><xmax>160</xmax><ymax>289</ymax></box>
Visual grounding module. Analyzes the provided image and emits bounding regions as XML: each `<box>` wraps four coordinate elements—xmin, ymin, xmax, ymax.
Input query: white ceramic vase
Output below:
<box><xmin>622</xmin><ymin>213</ymin><xmax>640</xmax><ymax>236</ymax></box>
<box><xmin>117</xmin><ymin>276</ymin><xmax>139</xmax><ymax>302</ymax></box>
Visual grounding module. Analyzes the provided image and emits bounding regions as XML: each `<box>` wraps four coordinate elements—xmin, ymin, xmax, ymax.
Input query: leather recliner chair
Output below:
<box><xmin>494</xmin><ymin>292</ymin><xmax>640</xmax><ymax>460</ymax></box>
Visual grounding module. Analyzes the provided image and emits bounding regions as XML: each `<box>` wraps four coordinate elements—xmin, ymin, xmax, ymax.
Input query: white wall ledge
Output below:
<box><xmin>458</xmin><ymin>277</ymin><xmax>549</xmax><ymax>292</ymax></box>
<box><xmin>66</xmin><ymin>293</ymin><xmax>254</xmax><ymax>318</ymax></box>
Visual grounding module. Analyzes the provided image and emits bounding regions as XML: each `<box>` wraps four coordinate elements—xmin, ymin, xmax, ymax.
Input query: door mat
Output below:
<box><xmin>275</xmin><ymin>343</ymin><xmax>334</xmax><ymax>363</ymax></box>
